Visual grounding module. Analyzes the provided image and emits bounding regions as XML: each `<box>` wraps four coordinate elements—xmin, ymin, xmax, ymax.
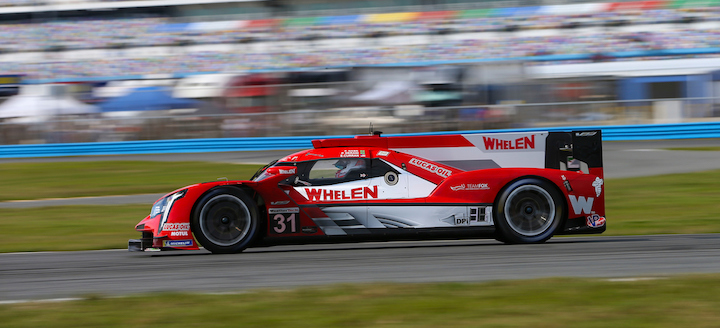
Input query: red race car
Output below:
<box><xmin>129</xmin><ymin>130</ymin><xmax>606</xmax><ymax>253</ymax></box>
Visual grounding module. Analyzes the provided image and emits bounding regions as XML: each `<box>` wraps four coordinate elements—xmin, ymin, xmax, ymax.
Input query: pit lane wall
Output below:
<box><xmin>1</xmin><ymin>122</ymin><xmax>719</xmax><ymax>158</ymax></box>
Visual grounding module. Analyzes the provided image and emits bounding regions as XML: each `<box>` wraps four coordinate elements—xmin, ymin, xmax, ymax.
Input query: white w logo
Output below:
<box><xmin>569</xmin><ymin>195</ymin><xmax>594</xmax><ymax>215</ymax></box>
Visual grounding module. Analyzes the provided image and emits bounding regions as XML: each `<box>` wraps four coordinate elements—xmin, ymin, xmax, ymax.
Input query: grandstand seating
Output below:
<box><xmin>1</xmin><ymin>1</ymin><xmax>720</xmax><ymax>82</ymax></box>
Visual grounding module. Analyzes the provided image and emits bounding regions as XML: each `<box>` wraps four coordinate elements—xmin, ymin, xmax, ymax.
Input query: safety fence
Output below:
<box><xmin>1</xmin><ymin>121</ymin><xmax>719</xmax><ymax>158</ymax></box>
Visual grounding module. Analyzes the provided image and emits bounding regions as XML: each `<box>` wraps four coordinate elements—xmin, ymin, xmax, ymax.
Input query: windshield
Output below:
<box><xmin>250</xmin><ymin>159</ymin><xmax>278</xmax><ymax>181</ymax></box>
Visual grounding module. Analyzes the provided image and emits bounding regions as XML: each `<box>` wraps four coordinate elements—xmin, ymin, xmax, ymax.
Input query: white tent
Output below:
<box><xmin>351</xmin><ymin>81</ymin><xmax>414</xmax><ymax>105</ymax></box>
<box><xmin>173</xmin><ymin>73</ymin><xmax>238</xmax><ymax>99</ymax></box>
<box><xmin>0</xmin><ymin>94</ymin><xmax>99</xmax><ymax>120</ymax></box>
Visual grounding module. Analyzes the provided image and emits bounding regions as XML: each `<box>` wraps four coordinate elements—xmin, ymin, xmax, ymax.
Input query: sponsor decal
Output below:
<box><xmin>340</xmin><ymin>149</ymin><xmax>366</xmax><ymax>158</ymax></box>
<box><xmin>409</xmin><ymin>158</ymin><xmax>452</xmax><ymax>178</ymax></box>
<box><xmin>561</xmin><ymin>175</ymin><xmax>573</xmax><ymax>192</ymax></box>
<box><xmin>377</xmin><ymin>150</ymin><xmax>390</xmax><ymax>157</ymax></box>
<box><xmin>576</xmin><ymin>131</ymin><xmax>597</xmax><ymax>137</ymax></box>
<box><xmin>271</xmin><ymin>200</ymin><xmax>290</xmax><ymax>205</ymax></box>
<box><xmin>482</xmin><ymin>135</ymin><xmax>535</xmax><ymax>150</ymax></box>
<box><xmin>300</xmin><ymin>186</ymin><xmax>379</xmax><ymax>202</ymax></box>
<box><xmin>287</xmin><ymin>155</ymin><xmax>299</xmax><ymax>161</ymax></box>
<box><xmin>586</xmin><ymin>214</ymin><xmax>606</xmax><ymax>228</ymax></box>
<box><xmin>307</xmin><ymin>153</ymin><xmax>324</xmax><ymax>157</ymax></box>
<box><xmin>163</xmin><ymin>240</ymin><xmax>193</xmax><ymax>247</ymax></box>
<box><xmin>450</xmin><ymin>183</ymin><xmax>489</xmax><ymax>191</ymax></box>
<box><xmin>592</xmin><ymin>177</ymin><xmax>604</xmax><ymax>197</ymax></box>
<box><xmin>268</xmin><ymin>207</ymin><xmax>300</xmax><ymax>214</ymax></box>
<box><xmin>170</xmin><ymin>231</ymin><xmax>189</xmax><ymax>236</ymax></box>
<box><xmin>443</xmin><ymin>215</ymin><xmax>472</xmax><ymax>226</ymax></box>
<box><xmin>162</xmin><ymin>223</ymin><xmax>190</xmax><ymax>231</ymax></box>
<box><xmin>567</xmin><ymin>156</ymin><xmax>581</xmax><ymax>170</ymax></box>
<box><xmin>441</xmin><ymin>208</ymin><xmax>487</xmax><ymax>226</ymax></box>
<box><xmin>279</xmin><ymin>168</ymin><xmax>296</xmax><ymax>175</ymax></box>
<box><xmin>302</xmin><ymin>226</ymin><xmax>318</xmax><ymax>234</ymax></box>
<box><xmin>569</xmin><ymin>195</ymin><xmax>594</xmax><ymax>215</ymax></box>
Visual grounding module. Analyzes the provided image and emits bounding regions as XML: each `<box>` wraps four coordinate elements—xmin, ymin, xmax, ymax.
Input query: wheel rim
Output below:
<box><xmin>504</xmin><ymin>185</ymin><xmax>555</xmax><ymax>237</ymax></box>
<box><xmin>199</xmin><ymin>195</ymin><xmax>252</xmax><ymax>246</ymax></box>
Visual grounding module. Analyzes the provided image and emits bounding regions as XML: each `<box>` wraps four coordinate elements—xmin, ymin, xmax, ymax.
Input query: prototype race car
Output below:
<box><xmin>129</xmin><ymin>130</ymin><xmax>606</xmax><ymax>253</ymax></box>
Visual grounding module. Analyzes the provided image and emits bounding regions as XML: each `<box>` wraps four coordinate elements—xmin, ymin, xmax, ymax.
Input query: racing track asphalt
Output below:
<box><xmin>2</xmin><ymin>234</ymin><xmax>720</xmax><ymax>302</ymax></box>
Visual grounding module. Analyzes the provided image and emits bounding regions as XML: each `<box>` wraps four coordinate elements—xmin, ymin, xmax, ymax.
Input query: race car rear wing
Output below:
<box><xmin>312</xmin><ymin>130</ymin><xmax>603</xmax><ymax>177</ymax></box>
<box><xmin>545</xmin><ymin>130</ymin><xmax>603</xmax><ymax>176</ymax></box>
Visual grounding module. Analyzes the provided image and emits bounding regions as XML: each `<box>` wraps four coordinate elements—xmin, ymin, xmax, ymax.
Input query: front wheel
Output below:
<box><xmin>191</xmin><ymin>187</ymin><xmax>259</xmax><ymax>254</ymax></box>
<box><xmin>494</xmin><ymin>178</ymin><xmax>563</xmax><ymax>244</ymax></box>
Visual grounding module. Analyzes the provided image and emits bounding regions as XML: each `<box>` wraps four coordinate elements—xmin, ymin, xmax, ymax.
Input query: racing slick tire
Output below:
<box><xmin>494</xmin><ymin>178</ymin><xmax>564</xmax><ymax>244</ymax></box>
<box><xmin>191</xmin><ymin>187</ymin><xmax>260</xmax><ymax>254</ymax></box>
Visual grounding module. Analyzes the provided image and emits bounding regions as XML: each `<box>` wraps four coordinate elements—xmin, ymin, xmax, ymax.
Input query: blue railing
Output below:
<box><xmin>1</xmin><ymin>122</ymin><xmax>719</xmax><ymax>158</ymax></box>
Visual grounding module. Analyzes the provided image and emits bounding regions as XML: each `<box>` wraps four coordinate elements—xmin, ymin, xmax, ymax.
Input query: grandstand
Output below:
<box><xmin>3</xmin><ymin>0</ymin><xmax>720</xmax><ymax>144</ymax></box>
<box><xmin>1</xmin><ymin>0</ymin><xmax>720</xmax><ymax>83</ymax></box>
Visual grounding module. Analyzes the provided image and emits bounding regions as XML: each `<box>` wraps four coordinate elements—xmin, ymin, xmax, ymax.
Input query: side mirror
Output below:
<box><xmin>266</xmin><ymin>166</ymin><xmax>297</xmax><ymax>177</ymax></box>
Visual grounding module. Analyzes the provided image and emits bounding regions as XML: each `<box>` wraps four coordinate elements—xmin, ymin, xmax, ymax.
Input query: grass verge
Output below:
<box><xmin>604</xmin><ymin>169</ymin><xmax>720</xmax><ymax>235</ymax></box>
<box><xmin>0</xmin><ymin>205</ymin><xmax>147</xmax><ymax>252</ymax></box>
<box><xmin>2</xmin><ymin>276</ymin><xmax>720</xmax><ymax>327</ymax></box>
<box><xmin>0</xmin><ymin>161</ymin><xmax>263</xmax><ymax>201</ymax></box>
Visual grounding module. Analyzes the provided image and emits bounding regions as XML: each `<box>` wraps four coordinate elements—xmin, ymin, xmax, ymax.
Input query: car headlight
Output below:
<box><xmin>153</xmin><ymin>189</ymin><xmax>187</xmax><ymax>233</ymax></box>
<box><xmin>150</xmin><ymin>198</ymin><xmax>168</xmax><ymax>218</ymax></box>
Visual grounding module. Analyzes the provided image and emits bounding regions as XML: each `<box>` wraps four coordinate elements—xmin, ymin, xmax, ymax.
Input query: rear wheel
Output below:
<box><xmin>191</xmin><ymin>187</ymin><xmax>259</xmax><ymax>254</ymax></box>
<box><xmin>494</xmin><ymin>178</ymin><xmax>563</xmax><ymax>244</ymax></box>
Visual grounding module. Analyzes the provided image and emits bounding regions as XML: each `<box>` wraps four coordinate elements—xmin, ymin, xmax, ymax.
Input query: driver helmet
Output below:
<box><xmin>335</xmin><ymin>159</ymin><xmax>365</xmax><ymax>178</ymax></box>
<box><xmin>334</xmin><ymin>159</ymin><xmax>350</xmax><ymax>170</ymax></box>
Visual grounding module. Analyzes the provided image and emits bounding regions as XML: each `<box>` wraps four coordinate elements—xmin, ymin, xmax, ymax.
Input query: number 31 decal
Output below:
<box><xmin>272</xmin><ymin>213</ymin><xmax>297</xmax><ymax>234</ymax></box>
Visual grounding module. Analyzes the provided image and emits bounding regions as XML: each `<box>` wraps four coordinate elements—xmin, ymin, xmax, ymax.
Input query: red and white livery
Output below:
<box><xmin>130</xmin><ymin>130</ymin><xmax>606</xmax><ymax>253</ymax></box>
